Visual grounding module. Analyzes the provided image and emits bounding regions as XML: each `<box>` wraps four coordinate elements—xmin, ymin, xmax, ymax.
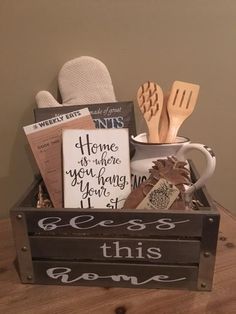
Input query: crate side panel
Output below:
<box><xmin>10</xmin><ymin>211</ymin><xmax>34</xmax><ymax>283</ymax></box>
<box><xmin>25</xmin><ymin>210</ymin><xmax>204</xmax><ymax>237</ymax></box>
<box><xmin>32</xmin><ymin>261</ymin><xmax>198</xmax><ymax>290</ymax></box>
<box><xmin>197</xmin><ymin>212</ymin><xmax>220</xmax><ymax>291</ymax></box>
<box><xmin>30</xmin><ymin>236</ymin><xmax>201</xmax><ymax>264</ymax></box>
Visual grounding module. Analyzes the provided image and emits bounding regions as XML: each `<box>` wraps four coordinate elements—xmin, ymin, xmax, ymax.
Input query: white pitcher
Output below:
<box><xmin>130</xmin><ymin>133</ymin><xmax>216</xmax><ymax>200</ymax></box>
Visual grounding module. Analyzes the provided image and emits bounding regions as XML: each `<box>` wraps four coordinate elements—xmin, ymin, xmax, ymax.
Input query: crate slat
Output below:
<box><xmin>30</xmin><ymin>236</ymin><xmax>201</xmax><ymax>264</ymax></box>
<box><xmin>24</xmin><ymin>210</ymin><xmax>204</xmax><ymax>237</ymax></box>
<box><xmin>32</xmin><ymin>260</ymin><xmax>199</xmax><ymax>289</ymax></box>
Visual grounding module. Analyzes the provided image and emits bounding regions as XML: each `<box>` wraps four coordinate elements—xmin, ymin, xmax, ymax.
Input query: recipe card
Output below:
<box><xmin>23</xmin><ymin>108</ymin><xmax>95</xmax><ymax>208</ymax></box>
<box><xmin>63</xmin><ymin>128</ymin><xmax>131</xmax><ymax>209</ymax></box>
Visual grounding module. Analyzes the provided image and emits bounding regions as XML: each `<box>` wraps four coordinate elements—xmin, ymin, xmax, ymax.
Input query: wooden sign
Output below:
<box><xmin>62</xmin><ymin>128</ymin><xmax>131</xmax><ymax>209</ymax></box>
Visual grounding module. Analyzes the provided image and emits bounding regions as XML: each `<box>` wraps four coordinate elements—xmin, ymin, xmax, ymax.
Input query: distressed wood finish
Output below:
<box><xmin>24</xmin><ymin>209</ymin><xmax>205</xmax><ymax>237</ymax></box>
<box><xmin>10</xmin><ymin>199</ymin><xmax>219</xmax><ymax>291</ymax></box>
<box><xmin>29</xmin><ymin>236</ymin><xmax>201</xmax><ymax>263</ymax></box>
<box><xmin>1</xmin><ymin>204</ymin><xmax>235</xmax><ymax>314</ymax></box>
<box><xmin>10</xmin><ymin>163</ymin><xmax>220</xmax><ymax>291</ymax></box>
<box><xmin>33</xmin><ymin>261</ymin><xmax>198</xmax><ymax>289</ymax></box>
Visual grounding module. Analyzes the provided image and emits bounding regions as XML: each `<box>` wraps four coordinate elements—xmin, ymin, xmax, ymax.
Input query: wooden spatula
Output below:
<box><xmin>137</xmin><ymin>81</ymin><xmax>163</xmax><ymax>143</ymax></box>
<box><xmin>165</xmin><ymin>81</ymin><xmax>200</xmax><ymax>143</ymax></box>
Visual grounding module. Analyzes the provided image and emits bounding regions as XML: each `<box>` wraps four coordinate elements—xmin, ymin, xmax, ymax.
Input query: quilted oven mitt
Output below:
<box><xmin>36</xmin><ymin>56</ymin><xmax>116</xmax><ymax>108</ymax></box>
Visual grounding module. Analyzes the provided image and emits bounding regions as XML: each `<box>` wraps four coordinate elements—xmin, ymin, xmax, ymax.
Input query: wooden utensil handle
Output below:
<box><xmin>165</xmin><ymin>125</ymin><xmax>178</xmax><ymax>143</ymax></box>
<box><xmin>159</xmin><ymin>94</ymin><xmax>169</xmax><ymax>143</ymax></box>
<box><xmin>148</xmin><ymin>132</ymin><xmax>160</xmax><ymax>143</ymax></box>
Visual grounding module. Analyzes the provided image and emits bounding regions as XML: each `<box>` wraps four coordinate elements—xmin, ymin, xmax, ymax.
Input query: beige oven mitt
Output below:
<box><xmin>36</xmin><ymin>56</ymin><xmax>116</xmax><ymax>108</ymax></box>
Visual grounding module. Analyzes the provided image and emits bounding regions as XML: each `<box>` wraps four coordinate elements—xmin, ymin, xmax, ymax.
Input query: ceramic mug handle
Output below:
<box><xmin>176</xmin><ymin>143</ymin><xmax>216</xmax><ymax>198</ymax></box>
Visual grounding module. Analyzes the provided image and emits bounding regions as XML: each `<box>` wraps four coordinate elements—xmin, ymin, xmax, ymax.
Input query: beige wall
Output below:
<box><xmin>0</xmin><ymin>0</ymin><xmax>235</xmax><ymax>218</ymax></box>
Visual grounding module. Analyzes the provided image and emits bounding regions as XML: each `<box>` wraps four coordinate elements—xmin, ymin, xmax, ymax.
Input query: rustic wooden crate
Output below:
<box><xmin>10</xmin><ymin>165</ymin><xmax>220</xmax><ymax>291</ymax></box>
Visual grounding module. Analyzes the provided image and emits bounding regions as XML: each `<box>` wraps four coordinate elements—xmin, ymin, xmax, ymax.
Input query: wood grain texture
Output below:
<box><xmin>137</xmin><ymin>81</ymin><xmax>163</xmax><ymax>143</ymax></box>
<box><xmin>23</xmin><ymin>209</ymin><xmax>205</xmax><ymax>237</ymax></box>
<box><xmin>0</xmin><ymin>202</ymin><xmax>236</xmax><ymax>314</ymax></box>
<box><xmin>165</xmin><ymin>81</ymin><xmax>200</xmax><ymax>143</ymax></box>
<box><xmin>29</xmin><ymin>236</ymin><xmax>201</xmax><ymax>263</ymax></box>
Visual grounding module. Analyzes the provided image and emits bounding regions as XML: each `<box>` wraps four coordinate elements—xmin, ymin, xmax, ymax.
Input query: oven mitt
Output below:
<box><xmin>36</xmin><ymin>56</ymin><xmax>116</xmax><ymax>108</ymax></box>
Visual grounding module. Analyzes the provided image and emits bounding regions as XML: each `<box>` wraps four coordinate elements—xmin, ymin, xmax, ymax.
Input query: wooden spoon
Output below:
<box><xmin>137</xmin><ymin>81</ymin><xmax>163</xmax><ymax>143</ymax></box>
<box><xmin>159</xmin><ymin>93</ymin><xmax>170</xmax><ymax>143</ymax></box>
<box><xmin>165</xmin><ymin>81</ymin><xmax>200</xmax><ymax>143</ymax></box>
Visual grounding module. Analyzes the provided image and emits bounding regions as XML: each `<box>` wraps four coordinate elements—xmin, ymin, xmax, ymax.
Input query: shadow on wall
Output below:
<box><xmin>0</xmin><ymin>82</ymin><xmax>62</xmax><ymax>218</ymax></box>
<box><xmin>3</xmin><ymin>72</ymin><xmax>64</xmax><ymax>219</ymax></box>
<box><xmin>0</xmin><ymin>105</ymin><xmax>37</xmax><ymax>218</ymax></box>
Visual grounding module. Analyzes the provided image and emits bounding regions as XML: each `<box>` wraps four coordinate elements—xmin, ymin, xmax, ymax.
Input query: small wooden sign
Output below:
<box><xmin>62</xmin><ymin>128</ymin><xmax>131</xmax><ymax>209</ymax></box>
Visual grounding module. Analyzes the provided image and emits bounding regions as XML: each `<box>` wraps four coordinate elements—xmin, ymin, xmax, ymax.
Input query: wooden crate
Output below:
<box><xmin>10</xmin><ymin>167</ymin><xmax>220</xmax><ymax>291</ymax></box>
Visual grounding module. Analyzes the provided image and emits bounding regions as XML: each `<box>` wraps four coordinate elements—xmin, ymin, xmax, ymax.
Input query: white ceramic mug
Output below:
<box><xmin>130</xmin><ymin>133</ymin><xmax>216</xmax><ymax>199</ymax></box>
